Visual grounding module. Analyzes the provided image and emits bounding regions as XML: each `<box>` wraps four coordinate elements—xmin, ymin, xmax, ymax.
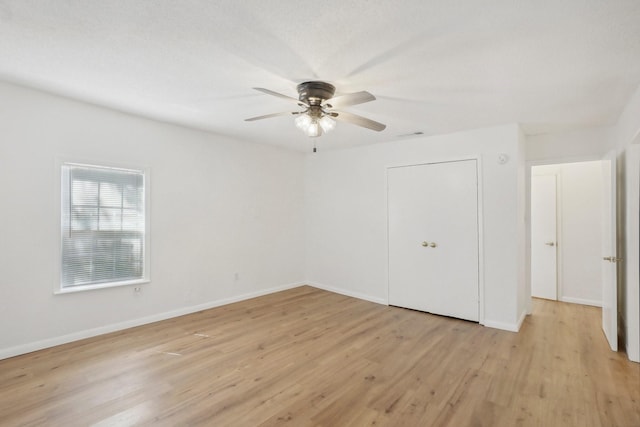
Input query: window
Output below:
<box><xmin>60</xmin><ymin>163</ymin><xmax>148</xmax><ymax>291</ymax></box>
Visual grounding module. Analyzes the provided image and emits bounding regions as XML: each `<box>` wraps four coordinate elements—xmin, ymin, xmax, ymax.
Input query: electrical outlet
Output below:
<box><xmin>134</xmin><ymin>286</ymin><xmax>142</xmax><ymax>294</ymax></box>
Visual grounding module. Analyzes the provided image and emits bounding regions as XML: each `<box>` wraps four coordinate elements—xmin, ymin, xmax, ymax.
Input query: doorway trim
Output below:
<box><xmin>385</xmin><ymin>154</ymin><xmax>485</xmax><ymax>326</ymax></box>
<box><xmin>526</xmin><ymin>155</ymin><xmax>606</xmax><ymax>314</ymax></box>
<box><xmin>626</xmin><ymin>141</ymin><xmax>640</xmax><ymax>362</ymax></box>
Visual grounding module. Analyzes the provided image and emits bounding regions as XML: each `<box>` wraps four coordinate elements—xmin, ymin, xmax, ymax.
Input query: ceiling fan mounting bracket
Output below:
<box><xmin>297</xmin><ymin>81</ymin><xmax>335</xmax><ymax>106</ymax></box>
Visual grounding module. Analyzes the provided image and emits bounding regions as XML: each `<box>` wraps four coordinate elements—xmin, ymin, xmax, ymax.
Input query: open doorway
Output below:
<box><xmin>530</xmin><ymin>161</ymin><xmax>605</xmax><ymax>306</ymax></box>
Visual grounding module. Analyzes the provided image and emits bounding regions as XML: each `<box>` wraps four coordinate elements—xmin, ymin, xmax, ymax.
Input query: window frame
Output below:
<box><xmin>55</xmin><ymin>159</ymin><xmax>151</xmax><ymax>294</ymax></box>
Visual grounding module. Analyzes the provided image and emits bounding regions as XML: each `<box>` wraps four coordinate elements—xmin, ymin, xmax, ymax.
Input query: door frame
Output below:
<box><xmin>601</xmin><ymin>150</ymin><xmax>618</xmax><ymax>351</ymax></box>
<box><xmin>385</xmin><ymin>155</ymin><xmax>485</xmax><ymax>325</ymax></box>
<box><xmin>627</xmin><ymin>141</ymin><xmax>640</xmax><ymax>362</ymax></box>
<box><xmin>525</xmin><ymin>155</ymin><xmax>608</xmax><ymax>314</ymax></box>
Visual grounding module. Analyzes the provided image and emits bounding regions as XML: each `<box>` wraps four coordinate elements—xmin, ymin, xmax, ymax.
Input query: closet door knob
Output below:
<box><xmin>545</xmin><ymin>242</ymin><xmax>555</xmax><ymax>246</ymax></box>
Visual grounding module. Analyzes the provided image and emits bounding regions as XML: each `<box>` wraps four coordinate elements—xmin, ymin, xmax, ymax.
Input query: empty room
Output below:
<box><xmin>1</xmin><ymin>1</ymin><xmax>639</xmax><ymax>426</ymax></box>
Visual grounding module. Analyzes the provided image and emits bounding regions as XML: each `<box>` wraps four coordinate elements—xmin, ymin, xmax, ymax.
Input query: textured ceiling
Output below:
<box><xmin>1</xmin><ymin>0</ymin><xmax>640</xmax><ymax>151</ymax></box>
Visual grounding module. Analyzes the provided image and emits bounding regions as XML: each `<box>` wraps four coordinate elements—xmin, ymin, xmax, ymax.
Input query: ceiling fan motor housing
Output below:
<box><xmin>297</xmin><ymin>81</ymin><xmax>335</xmax><ymax>106</ymax></box>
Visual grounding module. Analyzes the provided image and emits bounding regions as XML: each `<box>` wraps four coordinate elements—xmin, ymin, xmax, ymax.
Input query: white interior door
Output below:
<box><xmin>625</xmin><ymin>144</ymin><xmax>640</xmax><ymax>362</ymax></box>
<box><xmin>531</xmin><ymin>174</ymin><xmax>558</xmax><ymax>300</ymax></box>
<box><xmin>388</xmin><ymin>160</ymin><xmax>479</xmax><ymax>322</ymax></box>
<box><xmin>601</xmin><ymin>151</ymin><xmax>618</xmax><ymax>351</ymax></box>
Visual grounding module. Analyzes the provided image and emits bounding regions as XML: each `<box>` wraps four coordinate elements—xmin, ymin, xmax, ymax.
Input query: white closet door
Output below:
<box><xmin>388</xmin><ymin>160</ymin><xmax>479</xmax><ymax>322</ymax></box>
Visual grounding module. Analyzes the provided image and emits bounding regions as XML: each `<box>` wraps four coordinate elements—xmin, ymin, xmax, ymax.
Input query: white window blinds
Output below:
<box><xmin>61</xmin><ymin>163</ymin><xmax>146</xmax><ymax>288</ymax></box>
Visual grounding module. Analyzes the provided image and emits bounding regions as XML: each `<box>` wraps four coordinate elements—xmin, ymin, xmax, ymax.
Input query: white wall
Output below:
<box><xmin>533</xmin><ymin>162</ymin><xmax>604</xmax><ymax>306</ymax></box>
<box><xmin>0</xmin><ymin>82</ymin><xmax>306</xmax><ymax>359</ymax></box>
<box><xmin>526</xmin><ymin>126</ymin><xmax>614</xmax><ymax>162</ymax></box>
<box><xmin>304</xmin><ymin>124</ymin><xmax>526</xmax><ymax>331</ymax></box>
<box><xmin>517</xmin><ymin>127</ymin><xmax>528</xmax><ymax>323</ymax></box>
<box><xmin>613</xmin><ymin>84</ymin><xmax>640</xmax><ymax>363</ymax></box>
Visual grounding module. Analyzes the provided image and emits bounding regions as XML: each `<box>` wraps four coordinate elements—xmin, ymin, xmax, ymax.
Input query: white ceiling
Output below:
<box><xmin>1</xmin><ymin>0</ymin><xmax>640</xmax><ymax>151</ymax></box>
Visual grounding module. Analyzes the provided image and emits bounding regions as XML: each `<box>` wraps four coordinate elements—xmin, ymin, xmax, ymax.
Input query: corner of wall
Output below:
<box><xmin>516</xmin><ymin>125</ymin><xmax>528</xmax><ymax>321</ymax></box>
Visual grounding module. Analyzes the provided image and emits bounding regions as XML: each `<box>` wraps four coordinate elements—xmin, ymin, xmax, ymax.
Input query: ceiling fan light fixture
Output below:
<box><xmin>295</xmin><ymin>112</ymin><xmax>333</xmax><ymax>137</ymax></box>
<box><xmin>319</xmin><ymin>115</ymin><xmax>336</xmax><ymax>133</ymax></box>
<box><xmin>295</xmin><ymin>113</ymin><xmax>312</xmax><ymax>130</ymax></box>
<box><xmin>306</xmin><ymin>120</ymin><xmax>322</xmax><ymax>137</ymax></box>
<box><xmin>248</xmin><ymin>81</ymin><xmax>386</xmax><ymax>143</ymax></box>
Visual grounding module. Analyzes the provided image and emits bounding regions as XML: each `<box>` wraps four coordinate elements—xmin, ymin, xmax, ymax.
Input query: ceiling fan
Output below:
<box><xmin>245</xmin><ymin>81</ymin><xmax>386</xmax><ymax>138</ymax></box>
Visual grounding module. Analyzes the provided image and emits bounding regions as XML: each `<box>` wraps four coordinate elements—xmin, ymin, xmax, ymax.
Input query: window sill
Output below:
<box><xmin>54</xmin><ymin>279</ymin><xmax>150</xmax><ymax>295</ymax></box>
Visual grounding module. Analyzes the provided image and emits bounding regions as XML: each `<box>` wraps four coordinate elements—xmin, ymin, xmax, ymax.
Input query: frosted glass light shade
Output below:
<box><xmin>319</xmin><ymin>115</ymin><xmax>336</xmax><ymax>132</ymax></box>
<box><xmin>306</xmin><ymin>121</ymin><xmax>322</xmax><ymax>137</ymax></box>
<box><xmin>295</xmin><ymin>114</ymin><xmax>312</xmax><ymax>130</ymax></box>
<box><xmin>294</xmin><ymin>113</ymin><xmax>333</xmax><ymax>137</ymax></box>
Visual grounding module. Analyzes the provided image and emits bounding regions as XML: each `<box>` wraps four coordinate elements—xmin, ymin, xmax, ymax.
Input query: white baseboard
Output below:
<box><xmin>483</xmin><ymin>310</ymin><xmax>527</xmax><ymax>332</ymax></box>
<box><xmin>0</xmin><ymin>281</ymin><xmax>305</xmax><ymax>361</ymax></box>
<box><xmin>1</xmin><ymin>282</ymin><xmax>539</xmax><ymax>360</ymax></box>
<box><xmin>308</xmin><ymin>282</ymin><xmax>529</xmax><ymax>332</ymax></box>
<box><xmin>483</xmin><ymin>318</ymin><xmax>520</xmax><ymax>332</ymax></box>
<box><xmin>306</xmin><ymin>281</ymin><xmax>387</xmax><ymax>305</ymax></box>
<box><xmin>516</xmin><ymin>310</ymin><xmax>527</xmax><ymax>331</ymax></box>
<box><xmin>307</xmin><ymin>283</ymin><xmax>531</xmax><ymax>333</ymax></box>
<box><xmin>560</xmin><ymin>296</ymin><xmax>602</xmax><ymax>307</ymax></box>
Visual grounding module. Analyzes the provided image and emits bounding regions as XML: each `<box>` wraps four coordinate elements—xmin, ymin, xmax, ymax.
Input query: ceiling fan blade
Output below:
<box><xmin>324</xmin><ymin>91</ymin><xmax>376</xmax><ymax>108</ymax></box>
<box><xmin>253</xmin><ymin>88</ymin><xmax>308</xmax><ymax>106</ymax></box>
<box><xmin>245</xmin><ymin>111</ymin><xmax>296</xmax><ymax>121</ymax></box>
<box><xmin>331</xmin><ymin>111</ymin><xmax>386</xmax><ymax>132</ymax></box>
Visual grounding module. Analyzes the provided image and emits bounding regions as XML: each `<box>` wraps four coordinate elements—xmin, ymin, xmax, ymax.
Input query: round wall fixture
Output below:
<box><xmin>497</xmin><ymin>153</ymin><xmax>509</xmax><ymax>164</ymax></box>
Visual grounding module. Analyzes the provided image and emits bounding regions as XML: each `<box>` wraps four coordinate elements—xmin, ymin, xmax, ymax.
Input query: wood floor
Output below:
<box><xmin>1</xmin><ymin>286</ymin><xmax>638</xmax><ymax>426</ymax></box>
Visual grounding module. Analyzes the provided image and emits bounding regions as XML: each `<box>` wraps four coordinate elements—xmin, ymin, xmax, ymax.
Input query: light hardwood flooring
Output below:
<box><xmin>0</xmin><ymin>286</ymin><xmax>639</xmax><ymax>426</ymax></box>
